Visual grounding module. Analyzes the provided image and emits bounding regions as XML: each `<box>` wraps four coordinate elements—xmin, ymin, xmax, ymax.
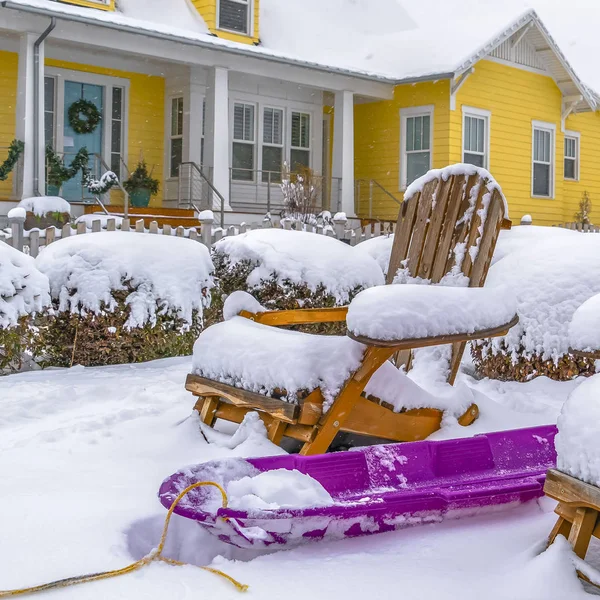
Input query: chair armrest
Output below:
<box><xmin>240</xmin><ymin>306</ymin><xmax>349</xmax><ymax>327</ymax></box>
<box><xmin>347</xmin><ymin>314</ymin><xmax>518</xmax><ymax>349</ymax></box>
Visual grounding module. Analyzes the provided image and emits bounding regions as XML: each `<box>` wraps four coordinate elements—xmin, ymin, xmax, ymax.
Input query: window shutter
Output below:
<box><xmin>219</xmin><ymin>0</ymin><xmax>249</xmax><ymax>34</ymax></box>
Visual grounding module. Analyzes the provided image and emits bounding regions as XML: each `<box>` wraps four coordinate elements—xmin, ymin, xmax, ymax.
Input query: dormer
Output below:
<box><xmin>58</xmin><ymin>0</ymin><xmax>115</xmax><ymax>10</ymax></box>
<box><xmin>192</xmin><ymin>0</ymin><xmax>260</xmax><ymax>45</ymax></box>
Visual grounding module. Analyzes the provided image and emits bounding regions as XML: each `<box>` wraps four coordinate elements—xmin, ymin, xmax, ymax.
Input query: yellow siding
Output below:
<box><xmin>191</xmin><ymin>0</ymin><xmax>260</xmax><ymax>44</ymax></box>
<box><xmin>562</xmin><ymin>111</ymin><xmax>600</xmax><ymax>224</ymax></box>
<box><xmin>60</xmin><ymin>0</ymin><xmax>115</xmax><ymax>10</ymax></box>
<box><xmin>45</xmin><ymin>59</ymin><xmax>165</xmax><ymax>207</ymax></box>
<box><xmin>0</xmin><ymin>51</ymin><xmax>19</xmax><ymax>201</ymax></box>
<box><xmin>453</xmin><ymin>59</ymin><xmax>564</xmax><ymax>226</ymax></box>
<box><xmin>354</xmin><ymin>80</ymin><xmax>451</xmax><ymax>219</ymax></box>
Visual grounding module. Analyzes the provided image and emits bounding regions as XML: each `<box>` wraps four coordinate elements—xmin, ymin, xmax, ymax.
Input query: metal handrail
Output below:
<box><xmin>93</xmin><ymin>153</ymin><xmax>130</xmax><ymax>218</ymax></box>
<box><xmin>355</xmin><ymin>178</ymin><xmax>402</xmax><ymax>219</ymax></box>
<box><xmin>180</xmin><ymin>162</ymin><xmax>227</xmax><ymax>228</ymax></box>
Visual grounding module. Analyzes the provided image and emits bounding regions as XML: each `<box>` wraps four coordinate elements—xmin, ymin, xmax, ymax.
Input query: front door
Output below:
<box><xmin>61</xmin><ymin>81</ymin><xmax>104</xmax><ymax>202</ymax></box>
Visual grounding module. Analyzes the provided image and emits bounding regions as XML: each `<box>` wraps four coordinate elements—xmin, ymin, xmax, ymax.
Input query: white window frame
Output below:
<box><xmin>231</xmin><ymin>100</ymin><xmax>257</xmax><ymax>182</ymax></box>
<box><xmin>260</xmin><ymin>105</ymin><xmax>285</xmax><ymax>183</ymax></box>
<box><xmin>217</xmin><ymin>0</ymin><xmax>253</xmax><ymax>36</ymax></box>
<box><xmin>400</xmin><ymin>105</ymin><xmax>434</xmax><ymax>191</ymax></box>
<box><xmin>44</xmin><ymin>75</ymin><xmax>57</xmax><ymax>149</ymax></box>
<box><xmin>462</xmin><ymin>106</ymin><xmax>491</xmax><ymax>170</ymax></box>
<box><xmin>564</xmin><ymin>130</ymin><xmax>580</xmax><ymax>182</ymax></box>
<box><xmin>169</xmin><ymin>96</ymin><xmax>184</xmax><ymax>179</ymax></box>
<box><xmin>44</xmin><ymin>67</ymin><xmax>130</xmax><ymax>177</ymax></box>
<box><xmin>531</xmin><ymin>120</ymin><xmax>556</xmax><ymax>199</ymax></box>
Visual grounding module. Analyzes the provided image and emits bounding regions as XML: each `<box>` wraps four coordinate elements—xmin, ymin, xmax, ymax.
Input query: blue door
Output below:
<box><xmin>62</xmin><ymin>81</ymin><xmax>104</xmax><ymax>202</ymax></box>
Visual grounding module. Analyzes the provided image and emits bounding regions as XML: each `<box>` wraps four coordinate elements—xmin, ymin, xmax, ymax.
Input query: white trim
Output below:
<box><xmin>399</xmin><ymin>105</ymin><xmax>434</xmax><ymax>191</ymax></box>
<box><xmin>531</xmin><ymin>119</ymin><xmax>556</xmax><ymax>199</ymax></box>
<box><xmin>168</xmin><ymin>95</ymin><xmax>184</xmax><ymax>179</ymax></box>
<box><xmin>216</xmin><ymin>0</ymin><xmax>254</xmax><ymax>38</ymax></box>
<box><xmin>45</xmin><ymin>66</ymin><xmax>130</xmax><ymax>176</ymax></box>
<box><xmin>461</xmin><ymin>106</ymin><xmax>491</xmax><ymax>170</ymax></box>
<box><xmin>484</xmin><ymin>56</ymin><xmax>549</xmax><ymax>77</ymax></box>
<box><xmin>563</xmin><ymin>129</ymin><xmax>580</xmax><ymax>182</ymax></box>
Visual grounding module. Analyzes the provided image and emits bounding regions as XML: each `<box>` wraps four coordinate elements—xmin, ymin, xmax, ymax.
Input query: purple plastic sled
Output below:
<box><xmin>159</xmin><ymin>425</ymin><xmax>557</xmax><ymax>549</ymax></box>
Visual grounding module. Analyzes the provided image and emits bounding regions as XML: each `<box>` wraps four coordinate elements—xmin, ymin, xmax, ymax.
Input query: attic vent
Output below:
<box><xmin>219</xmin><ymin>0</ymin><xmax>250</xmax><ymax>34</ymax></box>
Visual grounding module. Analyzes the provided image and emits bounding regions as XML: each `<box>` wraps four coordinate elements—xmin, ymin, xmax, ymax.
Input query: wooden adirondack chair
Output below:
<box><xmin>187</xmin><ymin>165</ymin><xmax>514</xmax><ymax>455</ymax></box>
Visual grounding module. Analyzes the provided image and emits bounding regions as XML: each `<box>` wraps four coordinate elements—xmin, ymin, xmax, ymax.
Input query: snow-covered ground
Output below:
<box><xmin>0</xmin><ymin>356</ymin><xmax>596</xmax><ymax>599</ymax></box>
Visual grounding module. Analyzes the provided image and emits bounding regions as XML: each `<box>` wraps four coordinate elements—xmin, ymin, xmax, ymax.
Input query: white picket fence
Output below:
<box><xmin>1</xmin><ymin>213</ymin><xmax>395</xmax><ymax>258</ymax></box>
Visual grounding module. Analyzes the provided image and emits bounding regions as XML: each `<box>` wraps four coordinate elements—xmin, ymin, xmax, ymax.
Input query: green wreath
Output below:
<box><xmin>68</xmin><ymin>99</ymin><xmax>102</xmax><ymax>135</ymax></box>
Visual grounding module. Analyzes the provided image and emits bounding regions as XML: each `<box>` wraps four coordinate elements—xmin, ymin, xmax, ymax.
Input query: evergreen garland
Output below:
<box><xmin>85</xmin><ymin>171</ymin><xmax>119</xmax><ymax>195</ymax></box>
<box><xmin>46</xmin><ymin>146</ymin><xmax>91</xmax><ymax>187</ymax></box>
<box><xmin>0</xmin><ymin>139</ymin><xmax>25</xmax><ymax>182</ymax></box>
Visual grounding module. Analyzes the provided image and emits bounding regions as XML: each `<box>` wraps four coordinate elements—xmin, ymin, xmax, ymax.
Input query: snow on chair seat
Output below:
<box><xmin>347</xmin><ymin>285</ymin><xmax>517</xmax><ymax>346</ymax></box>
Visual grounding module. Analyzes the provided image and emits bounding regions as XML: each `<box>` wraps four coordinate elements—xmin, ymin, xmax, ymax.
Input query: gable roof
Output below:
<box><xmin>1</xmin><ymin>0</ymin><xmax>598</xmax><ymax>107</ymax></box>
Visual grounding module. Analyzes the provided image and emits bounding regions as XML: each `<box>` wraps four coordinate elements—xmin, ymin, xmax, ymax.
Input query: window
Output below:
<box><xmin>110</xmin><ymin>87</ymin><xmax>124</xmax><ymax>178</ymax></box>
<box><xmin>232</xmin><ymin>102</ymin><xmax>255</xmax><ymax>181</ymax></box>
<box><xmin>400</xmin><ymin>106</ymin><xmax>433</xmax><ymax>189</ymax></box>
<box><xmin>44</xmin><ymin>76</ymin><xmax>56</xmax><ymax>149</ymax></box>
<box><xmin>463</xmin><ymin>108</ymin><xmax>490</xmax><ymax>169</ymax></box>
<box><xmin>170</xmin><ymin>97</ymin><xmax>184</xmax><ymax>178</ymax></box>
<box><xmin>564</xmin><ymin>133</ymin><xmax>579</xmax><ymax>181</ymax></box>
<box><xmin>219</xmin><ymin>0</ymin><xmax>250</xmax><ymax>34</ymax></box>
<box><xmin>262</xmin><ymin>107</ymin><xmax>284</xmax><ymax>182</ymax></box>
<box><xmin>290</xmin><ymin>111</ymin><xmax>311</xmax><ymax>171</ymax></box>
<box><xmin>532</xmin><ymin>122</ymin><xmax>555</xmax><ymax>197</ymax></box>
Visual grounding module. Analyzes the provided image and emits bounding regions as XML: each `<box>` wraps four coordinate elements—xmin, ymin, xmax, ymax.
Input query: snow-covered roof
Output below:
<box><xmin>2</xmin><ymin>0</ymin><xmax>599</xmax><ymax>98</ymax></box>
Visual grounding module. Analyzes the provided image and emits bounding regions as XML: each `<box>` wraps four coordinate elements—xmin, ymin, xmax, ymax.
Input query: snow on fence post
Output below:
<box><xmin>135</xmin><ymin>220</ymin><xmax>145</xmax><ymax>233</ymax></box>
<box><xmin>149</xmin><ymin>221</ymin><xmax>159</xmax><ymax>234</ymax></box>
<box><xmin>333</xmin><ymin>212</ymin><xmax>348</xmax><ymax>242</ymax></box>
<box><xmin>521</xmin><ymin>214</ymin><xmax>533</xmax><ymax>226</ymax></box>
<box><xmin>176</xmin><ymin>226</ymin><xmax>185</xmax><ymax>238</ymax></box>
<box><xmin>163</xmin><ymin>224</ymin><xmax>172</xmax><ymax>237</ymax></box>
<box><xmin>198</xmin><ymin>210</ymin><xmax>214</xmax><ymax>248</ymax></box>
<box><xmin>7</xmin><ymin>207</ymin><xmax>25</xmax><ymax>252</ymax></box>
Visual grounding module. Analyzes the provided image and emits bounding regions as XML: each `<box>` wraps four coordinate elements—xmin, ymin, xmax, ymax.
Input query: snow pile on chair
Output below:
<box><xmin>206</xmin><ymin>228</ymin><xmax>384</xmax><ymax>328</ymax></box>
<box><xmin>34</xmin><ymin>232</ymin><xmax>214</xmax><ymax>366</ymax></box>
<box><xmin>556</xmin><ymin>375</ymin><xmax>600</xmax><ymax>487</ymax></box>
<box><xmin>17</xmin><ymin>196</ymin><xmax>71</xmax><ymax>217</ymax></box>
<box><xmin>0</xmin><ymin>243</ymin><xmax>50</xmax><ymax>371</ymax></box>
<box><xmin>472</xmin><ymin>234</ymin><xmax>600</xmax><ymax>381</ymax></box>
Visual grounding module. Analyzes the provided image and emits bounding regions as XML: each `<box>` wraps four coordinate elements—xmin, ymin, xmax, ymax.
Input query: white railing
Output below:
<box><xmin>2</xmin><ymin>212</ymin><xmax>395</xmax><ymax>258</ymax></box>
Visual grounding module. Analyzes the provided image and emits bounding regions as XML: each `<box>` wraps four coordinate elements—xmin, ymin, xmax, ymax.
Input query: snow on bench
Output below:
<box><xmin>346</xmin><ymin>284</ymin><xmax>517</xmax><ymax>343</ymax></box>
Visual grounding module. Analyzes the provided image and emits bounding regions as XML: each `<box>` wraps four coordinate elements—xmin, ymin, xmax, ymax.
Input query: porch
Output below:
<box><xmin>0</xmin><ymin>10</ymin><xmax>397</xmax><ymax>227</ymax></box>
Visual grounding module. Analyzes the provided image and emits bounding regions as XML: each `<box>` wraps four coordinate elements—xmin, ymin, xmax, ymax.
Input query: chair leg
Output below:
<box><xmin>198</xmin><ymin>396</ymin><xmax>220</xmax><ymax>428</ymax></box>
<box><xmin>266</xmin><ymin>419</ymin><xmax>287</xmax><ymax>445</ymax></box>
<box><xmin>300</xmin><ymin>389</ymin><xmax>358</xmax><ymax>455</ymax></box>
<box><xmin>548</xmin><ymin>514</ymin><xmax>573</xmax><ymax>546</ymax></box>
<box><xmin>568</xmin><ymin>507</ymin><xmax>598</xmax><ymax>559</ymax></box>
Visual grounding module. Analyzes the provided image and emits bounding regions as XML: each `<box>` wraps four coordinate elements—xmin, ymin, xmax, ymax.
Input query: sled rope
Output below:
<box><xmin>0</xmin><ymin>481</ymin><xmax>248</xmax><ymax>597</ymax></box>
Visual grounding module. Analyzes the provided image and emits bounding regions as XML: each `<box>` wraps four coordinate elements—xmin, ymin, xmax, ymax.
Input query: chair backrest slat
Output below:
<box><xmin>385</xmin><ymin>166</ymin><xmax>510</xmax><ymax>384</ymax></box>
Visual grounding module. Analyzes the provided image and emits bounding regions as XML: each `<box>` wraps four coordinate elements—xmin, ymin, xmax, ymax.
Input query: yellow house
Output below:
<box><xmin>0</xmin><ymin>0</ymin><xmax>598</xmax><ymax>227</ymax></box>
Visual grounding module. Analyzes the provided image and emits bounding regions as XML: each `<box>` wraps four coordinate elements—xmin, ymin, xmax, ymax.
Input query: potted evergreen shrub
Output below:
<box><xmin>123</xmin><ymin>161</ymin><xmax>159</xmax><ymax>208</ymax></box>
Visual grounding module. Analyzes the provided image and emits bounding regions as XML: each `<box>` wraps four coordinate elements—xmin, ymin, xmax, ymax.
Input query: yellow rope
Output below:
<box><xmin>0</xmin><ymin>481</ymin><xmax>248</xmax><ymax>597</ymax></box>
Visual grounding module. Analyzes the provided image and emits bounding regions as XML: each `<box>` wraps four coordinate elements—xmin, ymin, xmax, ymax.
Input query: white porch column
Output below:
<box><xmin>16</xmin><ymin>33</ymin><xmax>45</xmax><ymax>199</ymax></box>
<box><xmin>204</xmin><ymin>66</ymin><xmax>231</xmax><ymax>210</ymax></box>
<box><xmin>186</xmin><ymin>66</ymin><xmax>204</xmax><ymax>166</ymax></box>
<box><xmin>332</xmin><ymin>90</ymin><xmax>355</xmax><ymax>217</ymax></box>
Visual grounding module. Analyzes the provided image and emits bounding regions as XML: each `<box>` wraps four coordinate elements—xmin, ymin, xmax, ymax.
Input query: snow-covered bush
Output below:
<box><xmin>34</xmin><ymin>232</ymin><xmax>214</xmax><ymax>367</ymax></box>
<box><xmin>206</xmin><ymin>228</ymin><xmax>384</xmax><ymax>331</ymax></box>
<box><xmin>0</xmin><ymin>243</ymin><xmax>50</xmax><ymax>372</ymax></box>
<box><xmin>18</xmin><ymin>196</ymin><xmax>71</xmax><ymax>230</ymax></box>
<box><xmin>556</xmin><ymin>375</ymin><xmax>600</xmax><ymax>486</ymax></box>
<box><xmin>472</xmin><ymin>233</ymin><xmax>600</xmax><ymax>381</ymax></box>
